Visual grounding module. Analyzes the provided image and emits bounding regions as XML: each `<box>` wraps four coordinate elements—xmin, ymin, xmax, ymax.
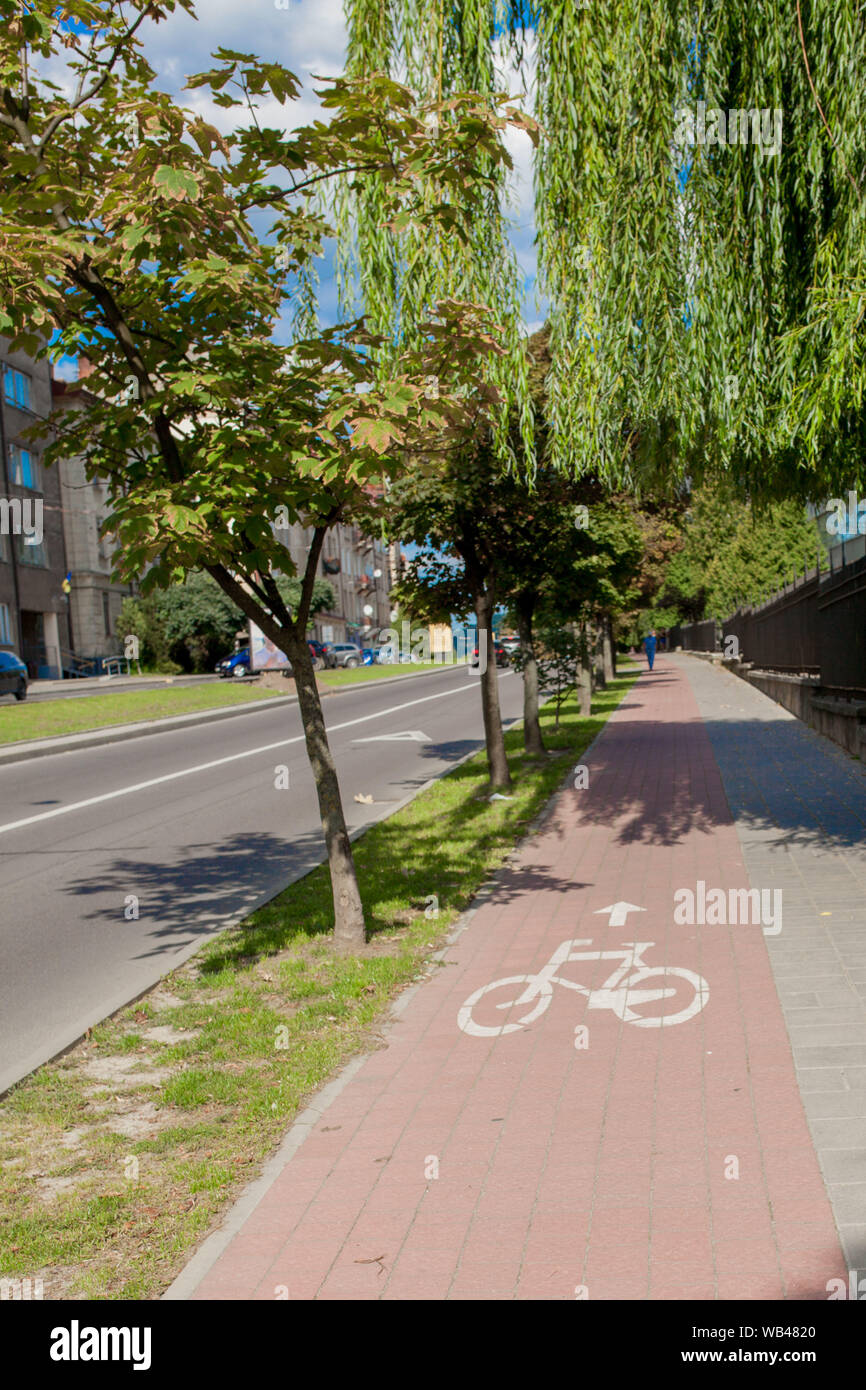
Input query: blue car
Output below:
<box><xmin>0</xmin><ymin>650</ymin><xmax>28</xmax><ymax>700</ymax></box>
<box><xmin>216</xmin><ymin>647</ymin><xmax>251</xmax><ymax>679</ymax></box>
<box><xmin>361</xmin><ymin>648</ymin><xmax>376</xmax><ymax>666</ymax></box>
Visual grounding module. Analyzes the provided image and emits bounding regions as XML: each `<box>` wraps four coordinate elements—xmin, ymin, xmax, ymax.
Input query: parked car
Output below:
<box><xmin>471</xmin><ymin>640</ymin><xmax>510</xmax><ymax>668</ymax></box>
<box><xmin>0</xmin><ymin>650</ymin><xmax>28</xmax><ymax>701</ymax></box>
<box><xmin>326</xmin><ymin>642</ymin><xmax>363</xmax><ymax>669</ymax></box>
<box><xmin>216</xmin><ymin>646</ymin><xmax>251</xmax><ymax>678</ymax></box>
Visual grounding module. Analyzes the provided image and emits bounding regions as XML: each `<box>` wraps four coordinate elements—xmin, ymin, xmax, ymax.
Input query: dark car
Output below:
<box><xmin>216</xmin><ymin>646</ymin><xmax>251</xmax><ymax>678</ymax></box>
<box><xmin>471</xmin><ymin>640</ymin><xmax>510</xmax><ymax>668</ymax></box>
<box><xmin>0</xmin><ymin>650</ymin><xmax>28</xmax><ymax>700</ymax></box>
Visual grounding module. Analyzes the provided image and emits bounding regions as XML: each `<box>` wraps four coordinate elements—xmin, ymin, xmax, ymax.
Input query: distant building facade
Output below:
<box><xmin>0</xmin><ymin>340</ymin><xmax>71</xmax><ymax>677</ymax></box>
<box><xmin>279</xmin><ymin>519</ymin><xmax>393</xmax><ymax>646</ymax></box>
<box><xmin>51</xmin><ymin>366</ymin><xmax>135</xmax><ymax>664</ymax></box>
<box><xmin>2</xmin><ymin>343</ymin><xmax>397</xmax><ymax>676</ymax></box>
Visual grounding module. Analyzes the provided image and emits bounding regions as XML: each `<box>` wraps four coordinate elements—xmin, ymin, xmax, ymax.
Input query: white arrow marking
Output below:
<box><xmin>593</xmin><ymin>901</ymin><xmax>646</xmax><ymax>927</ymax></box>
<box><xmin>352</xmin><ymin>730</ymin><xmax>432</xmax><ymax>744</ymax></box>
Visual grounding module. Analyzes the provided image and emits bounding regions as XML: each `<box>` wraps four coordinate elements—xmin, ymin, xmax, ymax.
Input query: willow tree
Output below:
<box><xmin>337</xmin><ymin>0</ymin><xmax>538</xmax><ymax>785</ymax></box>
<box><xmin>673</xmin><ymin>0</ymin><xmax>866</xmax><ymax>501</ymax></box>
<box><xmin>339</xmin><ymin>0</ymin><xmax>534</xmax><ymax>458</ymax></box>
<box><xmin>337</xmin><ymin>2</ymin><xmax>864</xmax><ymax>506</ymax></box>
<box><xmin>529</xmin><ymin>0</ymin><xmax>866</xmax><ymax>501</ymax></box>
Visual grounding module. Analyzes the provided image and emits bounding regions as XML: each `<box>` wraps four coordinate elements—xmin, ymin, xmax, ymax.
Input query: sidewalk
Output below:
<box><xmin>167</xmin><ymin>654</ymin><xmax>860</xmax><ymax>1301</ymax></box>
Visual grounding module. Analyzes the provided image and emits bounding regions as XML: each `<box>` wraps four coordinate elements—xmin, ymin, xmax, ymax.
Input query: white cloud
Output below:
<box><xmin>81</xmin><ymin>3</ymin><xmax>540</xmax><ymax>329</ymax></box>
<box><xmin>51</xmin><ymin>356</ymin><xmax>79</xmax><ymax>382</ymax></box>
<box><xmin>143</xmin><ymin>0</ymin><xmax>347</xmax><ymax>105</ymax></box>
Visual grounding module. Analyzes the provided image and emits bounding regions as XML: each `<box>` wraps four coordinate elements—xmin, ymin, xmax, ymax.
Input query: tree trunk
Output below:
<box><xmin>475</xmin><ymin>588</ymin><xmax>511</xmax><ymax>789</ymax></box>
<box><xmin>515</xmin><ymin>598</ymin><xmax>545</xmax><ymax>757</ymax></box>
<box><xmin>605</xmin><ymin>614</ymin><xmax>616</xmax><ymax>679</ymax></box>
<box><xmin>205</xmin><ymin>555</ymin><xmax>367</xmax><ymax>953</ymax></box>
<box><xmin>284</xmin><ymin>630</ymin><xmax>366</xmax><ymax>951</ymax></box>
<box><xmin>577</xmin><ymin>620</ymin><xmax>592</xmax><ymax>716</ymax></box>
<box><xmin>593</xmin><ymin>618</ymin><xmax>606</xmax><ymax>690</ymax></box>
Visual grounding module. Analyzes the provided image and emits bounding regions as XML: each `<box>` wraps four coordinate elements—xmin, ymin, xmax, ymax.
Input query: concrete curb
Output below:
<box><xmin>0</xmin><ymin>666</ymin><xmax>471</xmax><ymax>766</ymax></box>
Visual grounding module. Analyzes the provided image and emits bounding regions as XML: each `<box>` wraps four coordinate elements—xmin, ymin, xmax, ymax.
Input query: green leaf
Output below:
<box><xmin>153</xmin><ymin>166</ymin><xmax>200</xmax><ymax>201</ymax></box>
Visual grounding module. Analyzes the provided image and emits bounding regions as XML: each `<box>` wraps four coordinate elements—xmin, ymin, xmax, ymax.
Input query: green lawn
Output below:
<box><xmin>0</xmin><ymin>681</ymin><xmax>282</xmax><ymax>745</ymax></box>
<box><xmin>0</xmin><ymin>670</ymin><xmax>636</xmax><ymax>1300</ymax></box>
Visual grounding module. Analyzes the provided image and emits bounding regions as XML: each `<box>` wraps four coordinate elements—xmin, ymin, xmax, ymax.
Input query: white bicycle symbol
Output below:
<box><xmin>457</xmin><ymin>939</ymin><xmax>709</xmax><ymax>1036</ymax></box>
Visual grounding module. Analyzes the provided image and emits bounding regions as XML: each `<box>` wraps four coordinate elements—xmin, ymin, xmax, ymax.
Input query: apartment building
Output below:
<box><xmin>0</xmin><ymin>340</ymin><xmax>71</xmax><ymax>677</ymax></box>
<box><xmin>280</xmin><ymin>519</ymin><xmax>393</xmax><ymax>645</ymax></box>
<box><xmin>1</xmin><ymin>341</ymin><xmax>395</xmax><ymax>674</ymax></box>
<box><xmin>51</xmin><ymin>366</ymin><xmax>135</xmax><ymax>663</ymax></box>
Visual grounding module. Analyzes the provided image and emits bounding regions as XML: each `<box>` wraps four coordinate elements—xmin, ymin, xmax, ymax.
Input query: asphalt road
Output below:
<box><xmin>0</xmin><ymin>666</ymin><xmax>522</xmax><ymax>1093</ymax></box>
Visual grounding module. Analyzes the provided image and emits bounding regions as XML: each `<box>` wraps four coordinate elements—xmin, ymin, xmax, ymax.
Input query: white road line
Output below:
<box><xmin>0</xmin><ymin>674</ymin><xmax>510</xmax><ymax>836</ymax></box>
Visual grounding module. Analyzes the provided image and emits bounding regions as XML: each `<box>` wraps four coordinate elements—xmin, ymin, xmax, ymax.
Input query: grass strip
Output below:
<box><xmin>0</xmin><ymin>682</ymin><xmax>282</xmax><ymax>745</ymax></box>
<box><xmin>0</xmin><ymin>670</ymin><xmax>637</xmax><ymax>1300</ymax></box>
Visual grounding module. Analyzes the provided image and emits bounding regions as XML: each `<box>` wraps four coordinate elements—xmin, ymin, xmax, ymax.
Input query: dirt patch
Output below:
<box><xmin>257</xmin><ymin>671</ymin><xmax>295</xmax><ymax>692</ymax></box>
<box><xmin>107</xmin><ymin>1102</ymin><xmax>168</xmax><ymax>1140</ymax></box>
<box><xmin>149</xmin><ymin>989</ymin><xmax>184</xmax><ymax>1013</ymax></box>
<box><xmin>33</xmin><ymin>1174</ymin><xmax>88</xmax><ymax>1203</ymax></box>
<box><xmin>59</xmin><ymin>1127</ymin><xmax>89</xmax><ymax>1150</ymax></box>
<box><xmin>81</xmin><ymin>1057</ymin><xmax>173</xmax><ymax>1089</ymax></box>
<box><xmin>143</xmin><ymin>1026</ymin><xmax>199</xmax><ymax>1046</ymax></box>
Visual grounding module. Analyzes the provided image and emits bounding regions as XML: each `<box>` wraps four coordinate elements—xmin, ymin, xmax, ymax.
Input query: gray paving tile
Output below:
<box><xmin>803</xmin><ymin>1091</ymin><xmax>866</xmax><ymax>1119</ymax></box>
<box><xmin>786</xmin><ymin>1026</ymin><xmax>866</xmax><ymax>1045</ymax></box>
<box><xmin>822</xmin><ymin>1186</ymin><xmax>866</xmax><ymax>1223</ymax></box>
<box><xmin>772</xmin><ymin>973</ymin><xmax>848</xmax><ymax>987</ymax></box>
<box><xmin>815</xmin><ymin>1152</ymin><xmax>866</xmax><ymax>1183</ymax></box>
<box><xmin>810</xmin><ymin>1118</ymin><xmax>866</xmax><ymax>1147</ymax></box>
<box><xmin>796</xmin><ymin>1047</ymin><xmax>866</xmax><ymax>1068</ymax></box>
<box><xmin>796</xmin><ymin>1069</ymin><xmax>847</xmax><ymax>1093</ymax></box>
<box><xmin>680</xmin><ymin>656</ymin><xmax>866</xmax><ymax>1254</ymax></box>
<box><xmin>837</xmin><ymin>1227</ymin><xmax>866</xmax><ymax>1270</ymax></box>
<box><xmin>785</xmin><ymin>1008</ymin><xmax>866</xmax><ymax>1025</ymax></box>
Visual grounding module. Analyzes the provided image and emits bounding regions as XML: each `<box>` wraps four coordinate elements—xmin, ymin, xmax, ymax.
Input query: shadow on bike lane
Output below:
<box><xmin>171</xmin><ymin>655</ymin><xmax>846</xmax><ymax>1301</ymax></box>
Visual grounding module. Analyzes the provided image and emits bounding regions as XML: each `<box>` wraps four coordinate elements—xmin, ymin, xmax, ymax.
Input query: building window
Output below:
<box><xmin>9</xmin><ymin>445</ymin><xmax>40</xmax><ymax>490</ymax></box>
<box><xmin>15</xmin><ymin>534</ymin><xmax>47</xmax><ymax>567</ymax></box>
<box><xmin>3</xmin><ymin>366</ymin><xmax>32</xmax><ymax>411</ymax></box>
<box><xmin>0</xmin><ymin>602</ymin><xmax>11</xmax><ymax>644</ymax></box>
<box><xmin>103</xmin><ymin>592</ymin><xmax>111</xmax><ymax>636</ymax></box>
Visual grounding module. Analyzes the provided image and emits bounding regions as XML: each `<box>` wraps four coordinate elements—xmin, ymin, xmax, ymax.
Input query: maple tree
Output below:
<box><xmin>0</xmin><ymin>0</ymin><xmax>531</xmax><ymax>949</ymax></box>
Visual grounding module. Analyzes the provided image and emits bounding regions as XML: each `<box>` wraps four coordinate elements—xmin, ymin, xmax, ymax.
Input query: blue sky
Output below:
<box><xmin>54</xmin><ymin>0</ymin><xmax>541</xmax><ymax>377</ymax></box>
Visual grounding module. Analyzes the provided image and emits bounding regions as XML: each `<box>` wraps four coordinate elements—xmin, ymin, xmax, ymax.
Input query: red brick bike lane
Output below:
<box><xmin>181</xmin><ymin>657</ymin><xmax>845</xmax><ymax>1300</ymax></box>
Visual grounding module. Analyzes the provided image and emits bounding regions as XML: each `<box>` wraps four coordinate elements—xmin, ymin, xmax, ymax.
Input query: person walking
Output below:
<box><xmin>644</xmin><ymin>628</ymin><xmax>658</xmax><ymax>672</ymax></box>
